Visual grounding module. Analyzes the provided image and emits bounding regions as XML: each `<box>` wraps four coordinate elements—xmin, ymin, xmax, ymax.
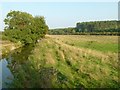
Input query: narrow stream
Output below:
<box><xmin>1</xmin><ymin>44</ymin><xmax>35</xmax><ymax>88</ymax></box>
<box><xmin>2</xmin><ymin>58</ymin><xmax>14</xmax><ymax>88</ymax></box>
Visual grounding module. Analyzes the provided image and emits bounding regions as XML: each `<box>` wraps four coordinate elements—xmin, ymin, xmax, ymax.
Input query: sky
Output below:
<box><xmin>0</xmin><ymin>1</ymin><xmax>119</xmax><ymax>31</ymax></box>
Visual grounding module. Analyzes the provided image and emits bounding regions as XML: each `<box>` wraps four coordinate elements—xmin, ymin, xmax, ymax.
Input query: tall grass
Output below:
<box><xmin>8</xmin><ymin>35</ymin><xmax>119</xmax><ymax>88</ymax></box>
<box><xmin>28</xmin><ymin>35</ymin><xmax>119</xmax><ymax>88</ymax></box>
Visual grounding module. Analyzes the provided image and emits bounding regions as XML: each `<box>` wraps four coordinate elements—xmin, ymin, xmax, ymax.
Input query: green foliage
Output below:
<box><xmin>48</xmin><ymin>27</ymin><xmax>76</xmax><ymax>35</ymax></box>
<box><xmin>76</xmin><ymin>21</ymin><xmax>119</xmax><ymax>33</ymax></box>
<box><xmin>3</xmin><ymin>10</ymin><xmax>48</xmax><ymax>45</ymax></box>
<box><xmin>48</xmin><ymin>21</ymin><xmax>119</xmax><ymax>35</ymax></box>
<box><xmin>4</xmin><ymin>10</ymin><xmax>34</xmax><ymax>30</ymax></box>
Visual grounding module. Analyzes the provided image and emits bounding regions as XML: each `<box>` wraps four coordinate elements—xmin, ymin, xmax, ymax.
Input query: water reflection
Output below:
<box><xmin>1</xmin><ymin>44</ymin><xmax>85</xmax><ymax>88</ymax></box>
<box><xmin>2</xmin><ymin>58</ymin><xmax>14</xmax><ymax>88</ymax></box>
<box><xmin>1</xmin><ymin>44</ymin><xmax>35</xmax><ymax>88</ymax></box>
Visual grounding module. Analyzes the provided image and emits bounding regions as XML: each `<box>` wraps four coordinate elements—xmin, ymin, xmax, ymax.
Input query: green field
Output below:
<box><xmin>21</xmin><ymin>35</ymin><xmax>119</xmax><ymax>88</ymax></box>
<box><xmin>3</xmin><ymin>35</ymin><xmax>119</xmax><ymax>88</ymax></box>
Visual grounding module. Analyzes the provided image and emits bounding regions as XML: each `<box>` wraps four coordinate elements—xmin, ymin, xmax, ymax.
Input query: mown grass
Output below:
<box><xmin>7</xmin><ymin>35</ymin><xmax>119</xmax><ymax>88</ymax></box>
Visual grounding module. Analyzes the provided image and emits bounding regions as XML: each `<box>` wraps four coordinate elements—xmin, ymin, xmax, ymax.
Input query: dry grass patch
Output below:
<box><xmin>45</xmin><ymin>51</ymin><xmax>56</xmax><ymax>65</ymax></box>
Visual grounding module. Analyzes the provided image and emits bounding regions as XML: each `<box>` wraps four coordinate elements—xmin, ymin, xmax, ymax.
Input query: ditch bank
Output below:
<box><xmin>1</xmin><ymin>41</ymin><xmax>23</xmax><ymax>57</ymax></box>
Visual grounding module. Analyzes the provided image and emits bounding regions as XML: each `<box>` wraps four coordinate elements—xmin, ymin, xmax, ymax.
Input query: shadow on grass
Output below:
<box><xmin>2</xmin><ymin>44</ymin><xmax>85</xmax><ymax>88</ymax></box>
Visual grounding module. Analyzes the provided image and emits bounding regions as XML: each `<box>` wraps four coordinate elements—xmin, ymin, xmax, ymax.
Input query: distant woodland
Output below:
<box><xmin>48</xmin><ymin>21</ymin><xmax>120</xmax><ymax>35</ymax></box>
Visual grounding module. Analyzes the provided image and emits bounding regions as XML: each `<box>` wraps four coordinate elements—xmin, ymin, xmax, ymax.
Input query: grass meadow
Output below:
<box><xmin>24</xmin><ymin>35</ymin><xmax>119</xmax><ymax>88</ymax></box>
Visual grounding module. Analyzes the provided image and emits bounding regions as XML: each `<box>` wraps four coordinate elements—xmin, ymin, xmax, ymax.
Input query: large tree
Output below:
<box><xmin>4</xmin><ymin>10</ymin><xmax>48</xmax><ymax>44</ymax></box>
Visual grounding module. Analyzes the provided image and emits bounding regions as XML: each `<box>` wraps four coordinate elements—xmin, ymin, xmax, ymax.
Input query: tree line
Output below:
<box><xmin>2</xmin><ymin>10</ymin><xmax>48</xmax><ymax>45</ymax></box>
<box><xmin>48</xmin><ymin>28</ymin><xmax>76</xmax><ymax>35</ymax></box>
<box><xmin>48</xmin><ymin>21</ymin><xmax>120</xmax><ymax>35</ymax></box>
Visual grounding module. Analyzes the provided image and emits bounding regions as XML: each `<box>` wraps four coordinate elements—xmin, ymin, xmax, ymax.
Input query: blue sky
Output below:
<box><xmin>0</xmin><ymin>2</ymin><xmax>118</xmax><ymax>30</ymax></box>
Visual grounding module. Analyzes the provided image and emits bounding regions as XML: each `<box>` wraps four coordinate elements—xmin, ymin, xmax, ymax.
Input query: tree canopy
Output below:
<box><xmin>76</xmin><ymin>21</ymin><xmax>119</xmax><ymax>32</ymax></box>
<box><xmin>3</xmin><ymin>10</ymin><xmax>48</xmax><ymax>44</ymax></box>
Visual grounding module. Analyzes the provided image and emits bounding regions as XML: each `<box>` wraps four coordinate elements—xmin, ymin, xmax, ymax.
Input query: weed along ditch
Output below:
<box><xmin>1</xmin><ymin>44</ymin><xmax>35</xmax><ymax>88</ymax></box>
